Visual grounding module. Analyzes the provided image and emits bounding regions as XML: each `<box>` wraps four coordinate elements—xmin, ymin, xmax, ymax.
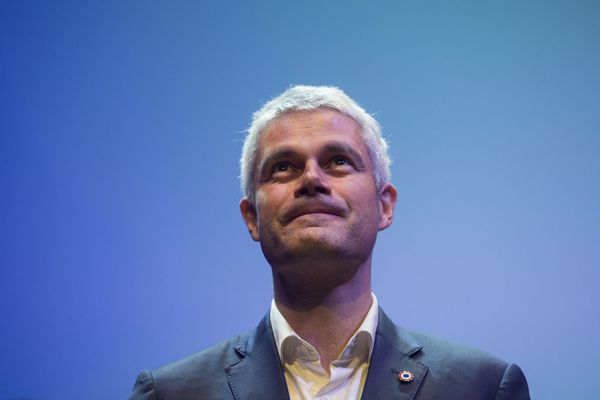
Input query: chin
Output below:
<box><xmin>289</xmin><ymin>234</ymin><xmax>366</xmax><ymax>265</ymax></box>
<box><xmin>293</xmin><ymin>231</ymin><xmax>342</xmax><ymax>250</ymax></box>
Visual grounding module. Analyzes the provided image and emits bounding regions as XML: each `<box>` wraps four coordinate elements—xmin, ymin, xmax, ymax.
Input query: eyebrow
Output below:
<box><xmin>257</xmin><ymin>141</ymin><xmax>367</xmax><ymax>177</ymax></box>
<box><xmin>321</xmin><ymin>143</ymin><xmax>366</xmax><ymax>168</ymax></box>
<box><xmin>257</xmin><ymin>148</ymin><xmax>298</xmax><ymax>178</ymax></box>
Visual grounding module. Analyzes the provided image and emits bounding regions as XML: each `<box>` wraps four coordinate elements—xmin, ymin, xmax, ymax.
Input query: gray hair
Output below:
<box><xmin>240</xmin><ymin>85</ymin><xmax>391</xmax><ymax>204</ymax></box>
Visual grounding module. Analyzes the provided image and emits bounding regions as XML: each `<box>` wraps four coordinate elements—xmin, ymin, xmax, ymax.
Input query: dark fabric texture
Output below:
<box><xmin>129</xmin><ymin>308</ymin><xmax>530</xmax><ymax>400</ymax></box>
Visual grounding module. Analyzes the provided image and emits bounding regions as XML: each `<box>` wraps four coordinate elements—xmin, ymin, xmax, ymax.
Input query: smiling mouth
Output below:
<box><xmin>287</xmin><ymin>212</ymin><xmax>341</xmax><ymax>228</ymax></box>
<box><xmin>282</xmin><ymin>203</ymin><xmax>346</xmax><ymax>224</ymax></box>
<box><xmin>290</xmin><ymin>211</ymin><xmax>340</xmax><ymax>221</ymax></box>
<box><xmin>299</xmin><ymin>211</ymin><xmax>336</xmax><ymax>215</ymax></box>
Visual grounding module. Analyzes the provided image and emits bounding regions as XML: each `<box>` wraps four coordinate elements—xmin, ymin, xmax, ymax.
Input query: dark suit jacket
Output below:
<box><xmin>129</xmin><ymin>309</ymin><xmax>530</xmax><ymax>400</ymax></box>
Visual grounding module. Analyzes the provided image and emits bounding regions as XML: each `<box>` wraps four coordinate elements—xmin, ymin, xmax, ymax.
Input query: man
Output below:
<box><xmin>129</xmin><ymin>85</ymin><xmax>530</xmax><ymax>400</ymax></box>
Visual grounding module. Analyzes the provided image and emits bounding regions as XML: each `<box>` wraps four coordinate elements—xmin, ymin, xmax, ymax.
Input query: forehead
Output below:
<box><xmin>257</xmin><ymin>108</ymin><xmax>367</xmax><ymax>156</ymax></box>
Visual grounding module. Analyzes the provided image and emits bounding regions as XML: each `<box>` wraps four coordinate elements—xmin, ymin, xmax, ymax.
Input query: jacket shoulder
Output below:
<box><xmin>129</xmin><ymin>330</ymin><xmax>253</xmax><ymax>400</ymax></box>
<box><xmin>378</xmin><ymin>309</ymin><xmax>510</xmax><ymax>375</ymax></box>
<box><xmin>410</xmin><ymin>329</ymin><xmax>509</xmax><ymax>370</ymax></box>
<box><xmin>406</xmin><ymin>329</ymin><xmax>529</xmax><ymax>399</ymax></box>
<box><xmin>155</xmin><ymin>331</ymin><xmax>250</xmax><ymax>379</ymax></box>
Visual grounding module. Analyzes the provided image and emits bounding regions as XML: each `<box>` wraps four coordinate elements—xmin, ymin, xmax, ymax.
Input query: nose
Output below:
<box><xmin>294</xmin><ymin>160</ymin><xmax>331</xmax><ymax>197</ymax></box>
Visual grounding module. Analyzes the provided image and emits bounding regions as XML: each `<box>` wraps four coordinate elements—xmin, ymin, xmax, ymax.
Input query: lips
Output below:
<box><xmin>282</xmin><ymin>202</ymin><xmax>346</xmax><ymax>224</ymax></box>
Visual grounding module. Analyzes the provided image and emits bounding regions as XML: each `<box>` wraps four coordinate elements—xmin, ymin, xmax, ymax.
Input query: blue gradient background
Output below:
<box><xmin>1</xmin><ymin>1</ymin><xmax>599</xmax><ymax>399</ymax></box>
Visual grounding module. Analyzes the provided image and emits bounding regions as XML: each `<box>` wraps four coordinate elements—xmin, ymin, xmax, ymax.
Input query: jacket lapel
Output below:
<box><xmin>224</xmin><ymin>309</ymin><xmax>426</xmax><ymax>400</ymax></box>
<box><xmin>361</xmin><ymin>309</ymin><xmax>428</xmax><ymax>400</ymax></box>
<box><xmin>225</xmin><ymin>315</ymin><xmax>290</xmax><ymax>400</ymax></box>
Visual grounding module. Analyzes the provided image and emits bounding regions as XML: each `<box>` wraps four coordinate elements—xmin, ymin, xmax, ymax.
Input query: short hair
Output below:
<box><xmin>240</xmin><ymin>85</ymin><xmax>391</xmax><ymax>204</ymax></box>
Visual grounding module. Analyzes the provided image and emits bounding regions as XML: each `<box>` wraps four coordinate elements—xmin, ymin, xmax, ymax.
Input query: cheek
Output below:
<box><xmin>348</xmin><ymin>192</ymin><xmax>382</xmax><ymax>224</ymax></box>
<box><xmin>256</xmin><ymin>182</ymin><xmax>291</xmax><ymax>202</ymax></box>
<box><xmin>346</xmin><ymin>182</ymin><xmax>379</xmax><ymax>207</ymax></box>
<box><xmin>255</xmin><ymin>187</ymin><xmax>286</xmax><ymax>220</ymax></box>
<box><xmin>256</xmin><ymin>186</ymin><xmax>275</xmax><ymax>205</ymax></box>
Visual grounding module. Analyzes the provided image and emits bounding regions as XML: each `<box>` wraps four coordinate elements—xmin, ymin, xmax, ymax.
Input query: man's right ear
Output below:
<box><xmin>240</xmin><ymin>198</ymin><xmax>260</xmax><ymax>241</ymax></box>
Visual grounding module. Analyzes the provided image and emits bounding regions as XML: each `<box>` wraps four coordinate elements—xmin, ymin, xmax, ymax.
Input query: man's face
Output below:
<box><xmin>240</xmin><ymin>108</ymin><xmax>396</xmax><ymax>280</ymax></box>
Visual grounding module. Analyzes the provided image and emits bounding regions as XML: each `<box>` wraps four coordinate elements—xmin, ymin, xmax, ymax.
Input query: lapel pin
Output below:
<box><xmin>398</xmin><ymin>370</ymin><xmax>414</xmax><ymax>382</ymax></box>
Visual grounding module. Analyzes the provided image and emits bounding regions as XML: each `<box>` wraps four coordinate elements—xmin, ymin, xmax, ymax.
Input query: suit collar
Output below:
<box><xmin>360</xmin><ymin>308</ymin><xmax>428</xmax><ymax>400</ymax></box>
<box><xmin>225</xmin><ymin>315</ymin><xmax>290</xmax><ymax>400</ymax></box>
<box><xmin>225</xmin><ymin>308</ymin><xmax>427</xmax><ymax>400</ymax></box>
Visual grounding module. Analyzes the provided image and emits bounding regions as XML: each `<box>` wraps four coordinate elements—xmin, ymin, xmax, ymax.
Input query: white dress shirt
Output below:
<box><xmin>269</xmin><ymin>294</ymin><xmax>379</xmax><ymax>400</ymax></box>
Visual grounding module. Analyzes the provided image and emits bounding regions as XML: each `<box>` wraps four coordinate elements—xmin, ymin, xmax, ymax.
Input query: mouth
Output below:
<box><xmin>294</xmin><ymin>210</ymin><xmax>339</xmax><ymax>219</ymax></box>
<box><xmin>283</xmin><ymin>205</ymin><xmax>345</xmax><ymax>224</ymax></box>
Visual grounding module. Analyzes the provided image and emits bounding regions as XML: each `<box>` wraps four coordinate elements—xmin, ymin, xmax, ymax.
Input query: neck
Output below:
<box><xmin>272</xmin><ymin>260</ymin><xmax>373</xmax><ymax>373</ymax></box>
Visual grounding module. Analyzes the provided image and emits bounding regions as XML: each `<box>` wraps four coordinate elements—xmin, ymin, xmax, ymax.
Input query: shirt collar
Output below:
<box><xmin>269</xmin><ymin>293</ymin><xmax>379</xmax><ymax>364</ymax></box>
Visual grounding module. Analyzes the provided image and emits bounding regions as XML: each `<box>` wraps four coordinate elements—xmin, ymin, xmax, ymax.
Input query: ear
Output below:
<box><xmin>378</xmin><ymin>183</ymin><xmax>397</xmax><ymax>231</ymax></box>
<box><xmin>240</xmin><ymin>198</ymin><xmax>260</xmax><ymax>241</ymax></box>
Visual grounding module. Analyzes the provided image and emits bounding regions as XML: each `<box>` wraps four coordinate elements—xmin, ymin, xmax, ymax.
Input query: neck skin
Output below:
<box><xmin>272</xmin><ymin>257</ymin><xmax>373</xmax><ymax>375</ymax></box>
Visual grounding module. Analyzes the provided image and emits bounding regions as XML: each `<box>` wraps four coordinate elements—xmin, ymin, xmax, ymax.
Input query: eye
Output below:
<box><xmin>331</xmin><ymin>156</ymin><xmax>352</xmax><ymax>167</ymax></box>
<box><xmin>272</xmin><ymin>162</ymin><xmax>294</xmax><ymax>174</ymax></box>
